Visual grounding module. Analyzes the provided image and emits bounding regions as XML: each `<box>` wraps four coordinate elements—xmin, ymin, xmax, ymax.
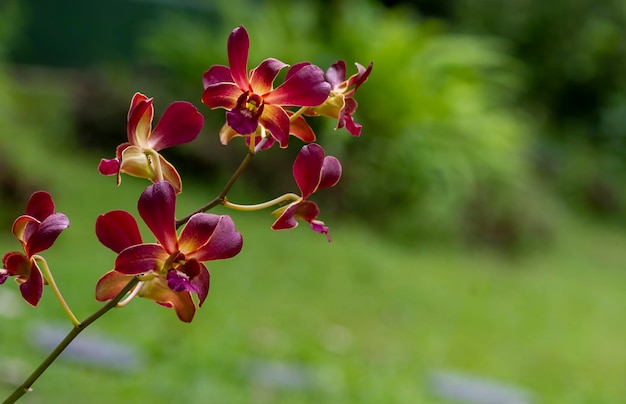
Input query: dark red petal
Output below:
<box><xmin>12</xmin><ymin>215</ymin><xmax>39</xmax><ymax>246</ymax></box>
<box><xmin>127</xmin><ymin>97</ymin><xmax>154</xmax><ymax>146</ymax></box>
<box><xmin>310</xmin><ymin>220</ymin><xmax>331</xmax><ymax>242</ymax></box>
<box><xmin>201</xmin><ymin>82</ymin><xmax>241</xmax><ymax>109</ymax></box>
<box><xmin>98</xmin><ymin>158</ymin><xmax>120</xmax><ymax>176</ymax></box>
<box><xmin>20</xmin><ymin>261</ymin><xmax>43</xmax><ymax>306</ymax></box>
<box><xmin>191</xmin><ymin>263</ymin><xmax>210</xmax><ymax>307</ymax></box>
<box><xmin>250</xmin><ymin>58</ymin><xmax>288</xmax><ymax>95</ymax></box>
<box><xmin>189</xmin><ymin>215</ymin><xmax>243</xmax><ymax>262</ymax></box>
<box><xmin>128</xmin><ymin>92</ymin><xmax>149</xmax><ymax>120</ymax></box>
<box><xmin>149</xmin><ymin>102</ymin><xmax>204</xmax><ymax>151</ymax></box>
<box><xmin>25</xmin><ymin>191</ymin><xmax>54</xmax><ymax>221</ymax></box>
<box><xmin>318</xmin><ymin>156</ymin><xmax>342</xmax><ymax>190</ymax></box>
<box><xmin>326</xmin><ymin>60</ymin><xmax>347</xmax><ymax>88</ymax></box>
<box><xmin>178</xmin><ymin>213</ymin><xmax>220</xmax><ymax>254</ymax></box>
<box><xmin>138</xmin><ymin>181</ymin><xmax>178</xmax><ymax>254</ymax></box>
<box><xmin>96</xmin><ymin>210</ymin><xmax>143</xmax><ymax>253</ymax></box>
<box><xmin>25</xmin><ymin>213</ymin><xmax>70</xmax><ymax>257</ymax></box>
<box><xmin>264</xmin><ymin>64</ymin><xmax>331</xmax><ymax>107</ymax></box>
<box><xmin>167</xmin><ymin>269</ymin><xmax>200</xmax><ymax>294</ymax></box>
<box><xmin>271</xmin><ymin>203</ymin><xmax>299</xmax><ymax>230</ymax></box>
<box><xmin>227</xmin><ymin>26</ymin><xmax>251</xmax><ymax>92</ymax></box>
<box><xmin>258</xmin><ymin>104</ymin><xmax>290</xmax><ymax>148</ymax></box>
<box><xmin>346</xmin><ymin>61</ymin><xmax>373</xmax><ymax>92</ymax></box>
<box><xmin>294</xmin><ymin>200</ymin><xmax>321</xmax><ymax>223</ymax></box>
<box><xmin>96</xmin><ymin>270</ymin><xmax>133</xmax><ymax>301</ymax></box>
<box><xmin>293</xmin><ymin>143</ymin><xmax>325</xmax><ymax>199</ymax></box>
<box><xmin>344</xmin><ymin>114</ymin><xmax>362</xmax><ymax>137</ymax></box>
<box><xmin>3</xmin><ymin>251</ymin><xmax>31</xmax><ymax>277</ymax></box>
<box><xmin>226</xmin><ymin>108</ymin><xmax>259</xmax><ymax>135</ymax></box>
<box><xmin>202</xmin><ymin>65</ymin><xmax>234</xmax><ymax>89</ymax></box>
<box><xmin>114</xmin><ymin>244</ymin><xmax>168</xmax><ymax>274</ymax></box>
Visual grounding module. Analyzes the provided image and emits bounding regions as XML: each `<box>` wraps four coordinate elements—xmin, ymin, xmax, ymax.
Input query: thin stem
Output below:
<box><xmin>223</xmin><ymin>193</ymin><xmax>300</xmax><ymax>212</ymax></box>
<box><xmin>176</xmin><ymin>149</ymin><xmax>256</xmax><ymax>228</ymax></box>
<box><xmin>3</xmin><ymin>277</ymin><xmax>140</xmax><ymax>404</ymax></box>
<box><xmin>289</xmin><ymin>106</ymin><xmax>308</xmax><ymax>122</ymax></box>
<box><xmin>32</xmin><ymin>255</ymin><xmax>79</xmax><ymax>327</ymax></box>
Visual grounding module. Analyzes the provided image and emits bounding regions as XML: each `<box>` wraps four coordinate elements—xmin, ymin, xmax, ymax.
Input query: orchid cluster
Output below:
<box><xmin>0</xmin><ymin>25</ymin><xmax>371</xmax><ymax>402</ymax></box>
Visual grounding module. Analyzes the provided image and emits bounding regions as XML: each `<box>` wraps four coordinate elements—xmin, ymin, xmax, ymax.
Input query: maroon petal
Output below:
<box><xmin>127</xmin><ymin>97</ymin><xmax>154</xmax><ymax>146</ymax></box>
<box><xmin>25</xmin><ymin>213</ymin><xmax>70</xmax><ymax>257</ymax></box>
<box><xmin>191</xmin><ymin>263</ymin><xmax>210</xmax><ymax>307</ymax></box>
<box><xmin>250</xmin><ymin>58</ymin><xmax>288</xmax><ymax>95</ymax></box>
<box><xmin>264</xmin><ymin>64</ymin><xmax>331</xmax><ymax>107</ymax></box>
<box><xmin>98</xmin><ymin>158</ymin><xmax>120</xmax><ymax>176</ymax></box>
<box><xmin>96</xmin><ymin>210</ymin><xmax>143</xmax><ymax>253</ymax></box>
<box><xmin>227</xmin><ymin>26</ymin><xmax>251</xmax><ymax>92</ymax></box>
<box><xmin>318</xmin><ymin>156</ymin><xmax>342</xmax><ymax>190</ymax></box>
<box><xmin>310</xmin><ymin>220</ymin><xmax>331</xmax><ymax>242</ymax></box>
<box><xmin>226</xmin><ymin>108</ymin><xmax>259</xmax><ymax>135</ymax></box>
<box><xmin>128</xmin><ymin>92</ymin><xmax>149</xmax><ymax>120</ymax></box>
<box><xmin>202</xmin><ymin>65</ymin><xmax>234</xmax><ymax>89</ymax></box>
<box><xmin>167</xmin><ymin>269</ymin><xmax>200</xmax><ymax>294</ymax></box>
<box><xmin>271</xmin><ymin>203</ymin><xmax>299</xmax><ymax>230</ymax></box>
<box><xmin>3</xmin><ymin>251</ymin><xmax>31</xmax><ymax>278</ymax></box>
<box><xmin>0</xmin><ymin>271</ymin><xmax>8</xmax><ymax>284</ymax></box>
<box><xmin>115</xmin><ymin>244</ymin><xmax>169</xmax><ymax>275</ymax></box>
<box><xmin>344</xmin><ymin>114</ymin><xmax>362</xmax><ymax>137</ymax></box>
<box><xmin>189</xmin><ymin>215</ymin><xmax>243</xmax><ymax>262</ymax></box>
<box><xmin>202</xmin><ymin>82</ymin><xmax>241</xmax><ymax>109</ymax></box>
<box><xmin>346</xmin><ymin>61</ymin><xmax>373</xmax><ymax>92</ymax></box>
<box><xmin>326</xmin><ymin>60</ymin><xmax>347</xmax><ymax>88</ymax></box>
<box><xmin>20</xmin><ymin>261</ymin><xmax>43</xmax><ymax>306</ymax></box>
<box><xmin>149</xmin><ymin>102</ymin><xmax>204</xmax><ymax>150</ymax></box>
<box><xmin>25</xmin><ymin>191</ymin><xmax>54</xmax><ymax>221</ymax></box>
<box><xmin>294</xmin><ymin>200</ymin><xmax>321</xmax><ymax>223</ymax></box>
<box><xmin>293</xmin><ymin>143</ymin><xmax>325</xmax><ymax>199</ymax></box>
<box><xmin>178</xmin><ymin>213</ymin><xmax>220</xmax><ymax>254</ymax></box>
<box><xmin>138</xmin><ymin>181</ymin><xmax>178</xmax><ymax>254</ymax></box>
<box><xmin>258</xmin><ymin>104</ymin><xmax>290</xmax><ymax>148</ymax></box>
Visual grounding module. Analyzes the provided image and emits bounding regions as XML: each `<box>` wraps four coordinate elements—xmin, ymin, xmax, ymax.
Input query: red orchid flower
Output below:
<box><xmin>95</xmin><ymin>181</ymin><xmax>243</xmax><ymax>322</ymax></box>
<box><xmin>202</xmin><ymin>25</ymin><xmax>331</xmax><ymax>148</ymax></box>
<box><xmin>1</xmin><ymin>191</ymin><xmax>69</xmax><ymax>306</ymax></box>
<box><xmin>98</xmin><ymin>92</ymin><xmax>204</xmax><ymax>194</ymax></box>
<box><xmin>306</xmin><ymin>60</ymin><xmax>373</xmax><ymax>136</ymax></box>
<box><xmin>271</xmin><ymin>144</ymin><xmax>342</xmax><ymax>242</ymax></box>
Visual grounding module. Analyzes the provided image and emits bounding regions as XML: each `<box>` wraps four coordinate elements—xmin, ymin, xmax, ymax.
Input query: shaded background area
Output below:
<box><xmin>1</xmin><ymin>0</ymin><xmax>626</xmax><ymax>402</ymax></box>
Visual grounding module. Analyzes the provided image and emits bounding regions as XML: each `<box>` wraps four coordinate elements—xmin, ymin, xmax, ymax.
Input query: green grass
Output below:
<box><xmin>2</xmin><ymin>84</ymin><xmax>626</xmax><ymax>403</ymax></box>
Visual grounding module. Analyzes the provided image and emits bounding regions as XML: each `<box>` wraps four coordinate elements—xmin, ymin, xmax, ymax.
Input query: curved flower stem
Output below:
<box><xmin>223</xmin><ymin>193</ymin><xmax>300</xmax><ymax>212</ymax></box>
<box><xmin>176</xmin><ymin>148</ymin><xmax>256</xmax><ymax>228</ymax></box>
<box><xmin>32</xmin><ymin>255</ymin><xmax>79</xmax><ymax>327</ymax></box>
<box><xmin>289</xmin><ymin>106</ymin><xmax>308</xmax><ymax>122</ymax></box>
<box><xmin>3</xmin><ymin>277</ymin><xmax>140</xmax><ymax>404</ymax></box>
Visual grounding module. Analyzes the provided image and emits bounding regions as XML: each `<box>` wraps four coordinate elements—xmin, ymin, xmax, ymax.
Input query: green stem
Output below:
<box><xmin>223</xmin><ymin>193</ymin><xmax>300</xmax><ymax>212</ymax></box>
<box><xmin>176</xmin><ymin>149</ymin><xmax>256</xmax><ymax>228</ymax></box>
<box><xmin>3</xmin><ymin>277</ymin><xmax>140</xmax><ymax>404</ymax></box>
<box><xmin>33</xmin><ymin>256</ymin><xmax>79</xmax><ymax>327</ymax></box>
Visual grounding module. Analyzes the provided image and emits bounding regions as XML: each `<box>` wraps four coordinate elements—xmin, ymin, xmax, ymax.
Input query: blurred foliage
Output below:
<box><xmin>137</xmin><ymin>0</ymin><xmax>552</xmax><ymax>249</ymax></box>
<box><xmin>443</xmin><ymin>0</ymin><xmax>626</xmax><ymax>221</ymax></box>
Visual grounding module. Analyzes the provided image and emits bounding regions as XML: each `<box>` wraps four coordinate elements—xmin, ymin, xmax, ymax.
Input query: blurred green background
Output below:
<box><xmin>1</xmin><ymin>0</ymin><xmax>626</xmax><ymax>402</ymax></box>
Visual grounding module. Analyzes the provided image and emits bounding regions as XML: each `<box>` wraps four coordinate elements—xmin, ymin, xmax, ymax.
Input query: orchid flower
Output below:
<box><xmin>1</xmin><ymin>191</ymin><xmax>69</xmax><ymax>306</ymax></box>
<box><xmin>98</xmin><ymin>92</ymin><xmax>204</xmax><ymax>193</ymax></box>
<box><xmin>95</xmin><ymin>181</ymin><xmax>243</xmax><ymax>322</ymax></box>
<box><xmin>306</xmin><ymin>60</ymin><xmax>373</xmax><ymax>136</ymax></box>
<box><xmin>271</xmin><ymin>144</ymin><xmax>342</xmax><ymax>241</ymax></box>
<box><xmin>202</xmin><ymin>25</ymin><xmax>330</xmax><ymax>148</ymax></box>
